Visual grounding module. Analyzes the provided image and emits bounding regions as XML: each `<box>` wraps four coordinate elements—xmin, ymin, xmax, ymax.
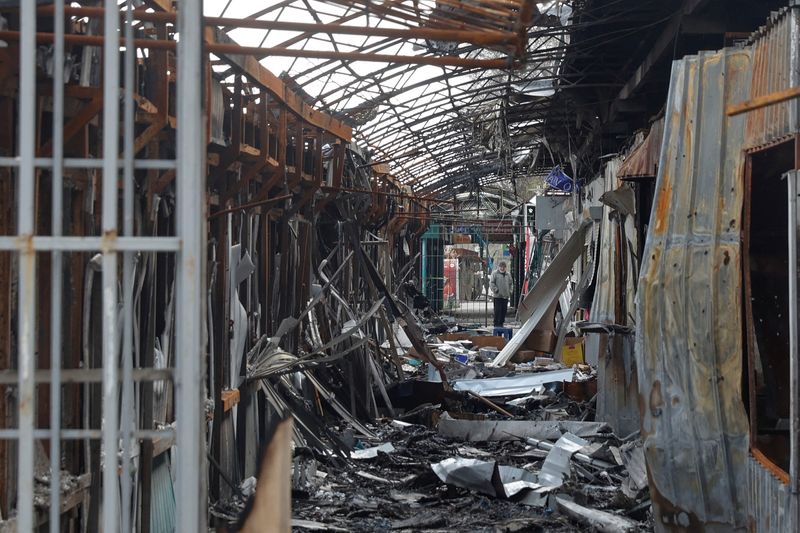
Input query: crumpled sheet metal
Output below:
<box><xmin>492</xmin><ymin>220</ymin><xmax>592</xmax><ymax>367</ymax></box>
<box><xmin>591</xmin><ymin>157</ymin><xmax>638</xmax><ymax>326</ymax></box>
<box><xmin>431</xmin><ymin>457</ymin><xmax>549</xmax><ymax>503</ymax></box>
<box><xmin>432</xmin><ymin>433</ymin><xmax>592</xmax><ymax>506</ymax></box>
<box><xmin>437</xmin><ymin>412</ymin><xmax>609</xmax><ymax>442</ymax></box>
<box><xmin>617</xmin><ymin>116</ymin><xmax>664</xmax><ymax>179</ymax></box>
<box><xmin>452</xmin><ymin>368</ymin><xmax>574</xmax><ymax>397</ymax></box>
<box><xmin>431</xmin><ymin>457</ymin><xmax>501</xmax><ymax>497</ymax></box>
<box><xmin>538</xmin><ymin>433</ymin><xmax>589</xmax><ymax>487</ymax></box>
<box><xmin>635</xmin><ymin>48</ymin><xmax>752</xmax><ymax>531</ymax></box>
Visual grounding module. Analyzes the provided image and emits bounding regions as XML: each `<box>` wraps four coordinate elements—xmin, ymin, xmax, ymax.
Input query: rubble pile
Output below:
<box><xmin>212</xmin><ymin>306</ymin><xmax>654</xmax><ymax>532</ymax></box>
<box><xmin>288</xmin><ymin>391</ymin><xmax>651</xmax><ymax>532</ymax></box>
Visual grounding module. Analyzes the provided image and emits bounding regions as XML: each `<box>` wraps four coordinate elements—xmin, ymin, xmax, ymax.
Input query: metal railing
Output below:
<box><xmin>5</xmin><ymin>0</ymin><xmax>206</xmax><ymax>530</ymax></box>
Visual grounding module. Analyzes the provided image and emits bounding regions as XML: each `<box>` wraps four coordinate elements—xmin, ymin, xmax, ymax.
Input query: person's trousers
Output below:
<box><xmin>493</xmin><ymin>297</ymin><xmax>508</xmax><ymax>327</ymax></box>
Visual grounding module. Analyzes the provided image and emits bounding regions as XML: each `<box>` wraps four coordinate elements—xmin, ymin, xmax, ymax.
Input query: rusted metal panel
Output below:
<box><xmin>618</xmin><ymin>117</ymin><xmax>664</xmax><ymax>179</ymax></box>
<box><xmin>744</xmin><ymin>6</ymin><xmax>800</xmax><ymax>151</ymax></box>
<box><xmin>590</xmin><ymin>157</ymin><xmax>638</xmax><ymax>326</ymax></box>
<box><xmin>747</xmin><ymin>453</ymin><xmax>797</xmax><ymax>532</ymax></box>
<box><xmin>591</xmin><ymin>159</ymin><xmax>619</xmax><ymax>325</ymax></box>
<box><xmin>593</xmin><ymin>331</ymin><xmax>640</xmax><ymax>437</ymax></box>
<box><xmin>635</xmin><ymin>48</ymin><xmax>752</xmax><ymax>531</ymax></box>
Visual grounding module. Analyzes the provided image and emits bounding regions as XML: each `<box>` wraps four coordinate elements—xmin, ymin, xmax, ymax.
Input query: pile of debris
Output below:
<box><xmin>208</xmin><ymin>213</ymin><xmax>651</xmax><ymax>530</ymax></box>
<box><xmin>286</xmin><ymin>389</ymin><xmax>651</xmax><ymax>532</ymax></box>
<box><xmin>214</xmin><ymin>349</ymin><xmax>650</xmax><ymax>531</ymax></box>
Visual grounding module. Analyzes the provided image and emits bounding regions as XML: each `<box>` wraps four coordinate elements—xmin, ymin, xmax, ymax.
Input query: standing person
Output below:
<box><xmin>490</xmin><ymin>261</ymin><xmax>511</xmax><ymax>327</ymax></box>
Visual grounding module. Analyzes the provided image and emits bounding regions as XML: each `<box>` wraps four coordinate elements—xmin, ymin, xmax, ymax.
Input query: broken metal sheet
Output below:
<box><xmin>590</xmin><ymin>157</ymin><xmax>638</xmax><ymax>326</ymax></box>
<box><xmin>431</xmin><ymin>458</ymin><xmax>548</xmax><ymax>501</ymax></box>
<box><xmin>452</xmin><ymin>368</ymin><xmax>574</xmax><ymax>397</ymax></box>
<box><xmin>636</xmin><ymin>48</ymin><xmax>751</xmax><ymax>530</ymax></box>
<box><xmin>493</xmin><ymin>220</ymin><xmax>592</xmax><ymax>367</ymax></box>
<box><xmin>431</xmin><ymin>457</ymin><xmax>498</xmax><ymax>497</ymax></box>
<box><xmin>437</xmin><ymin>412</ymin><xmax>609</xmax><ymax>442</ymax></box>
<box><xmin>538</xmin><ymin>433</ymin><xmax>589</xmax><ymax>487</ymax></box>
<box><xmin>496</xmin><ymin>465</ymin><xmax>541</xmax><ymax>497</ymax></box>
<box><xmin>517</xmin><ymin>219</ymin><xmax>591</xmax><ymax>324</ymax></box>
<box><xmin>555</xmin><ymin>497</ymin><xmax>637</xmax><ymax>533</ymax></box>
<box><xmin>229</xmin><ymin>243</ymin><xmax>256</xmax><ymax>389</ymax></box>
<box><xmin>620</xmin><ymin>441</ymin><xmax>647</xmax><ymax>499</ymax></box>
<box><xmin>350</xmin><ymin>443</ymin><xmax>395</xmax><ymax>460</ymax></box>
<box><xmin>599</xmin><ymin>183</ymin><xmax>636</xmax><ymax>217</ymax></box>
<box><xmin>617</xmin><ymin>116</ymin><xmax>664</xmax><ymax>179</ymax></box>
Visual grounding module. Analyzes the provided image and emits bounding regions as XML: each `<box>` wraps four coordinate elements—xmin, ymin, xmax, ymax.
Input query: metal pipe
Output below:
<box><xmin>101</xmin><ymin>0</ymin><xmax>121</xmax><ymax>529</ymax></box>
<box><xmin>49</xmin><ymin>0</ymin><xmax>65</xmax><ymax>529</ymax></box>
<box><xmin>320</xmin><ymin>185</ymin><xmax>454</xmax><ymax>204</ymax></box>
<box><xmin>523</xmin><ymin>437</ymin><xmax>616</xmax><ymax>470</ymax></box>
<box><xmin>0</xmin><ymin>236</ymin><xmax>182</xmax><ymax>252</ymax></box>
<box><xmin>788</xmin><ymin>170</ymin><xmax>800</xmax><ymax>496</ymax></box>
<box><xmin>175</xmin><ymin>0</ymin><xmax>206</xmax><ymax>528</ymax></box>
<box><xmin>0</xmin><ymin>157</ymin><xmax>177</xmax><ymax>169</ymax></box>
<box><xmin>0</xmin><ymin>31</ymin><xmax>517</xmax><ymax>68</ymax></box>
<box><xmin>120</xmin><ymin>0</ymin><xmax>136</xmax><ymax>529</ymax></box>
<box><xmin>37</xmin><ymin>5</ymin><xmax>518</xmax><ymax>47</ymax></box>
<box><xmin>16</xmin><ymin>0</ymin><xmax>37</xmax><ymax>530</ymax></box>
<box><xmin>207</xmin><ymin>194</ymin><xmax>293</xmax><ymax>219</ymax></box>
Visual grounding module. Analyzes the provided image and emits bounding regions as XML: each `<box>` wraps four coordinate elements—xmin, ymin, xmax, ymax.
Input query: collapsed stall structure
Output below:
<box><xmin>554</xmin><ymin>4</ymin><xmax>800</xmax><ymax>531</ymax></box>
<box><xmin>1</xmin><ymin>0</ymin><xmax>800</xmax><ymax>531</ymax></box>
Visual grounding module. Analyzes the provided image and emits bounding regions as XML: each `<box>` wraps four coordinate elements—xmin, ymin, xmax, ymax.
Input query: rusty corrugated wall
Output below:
<box><xmin>635</xmin><ymin>48</ymin><xmax>752</xmax><ymax>531</ymax></box>
<box><xmin>747</xmin><ymin>454</ymin><xmax>797</xmax><ymax>532</ymax></box>
<box><xmin>744</xmin><ymin>5</ymin><xmax>800</xmax><ymax>151</ymax></box>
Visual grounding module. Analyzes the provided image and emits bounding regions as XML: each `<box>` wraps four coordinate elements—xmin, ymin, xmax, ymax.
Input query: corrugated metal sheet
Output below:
<box><xmin>744</xmin><ymin>5</ymin><xmax>800</xmax><ymax>150</ymax></box>
<box><xmin>594</xmin><ymin>331</ymin><xmax>639</xmax><ymax>437</ymax></box>
<box><xmin>618</xmin><ymin>117</ymin><xmax>665</xmax><ymax>179</ymax></box>
<box><xmin>210</xmin><ymin>79</ymin><xmax>227</xmax><ymax>146</ymax></box>
<box><xmin>635</xmin><ymin>48</ymin><xmax>752</xmax><ymax>531</ymax></box>
<box><xmin>150</xmin><ymin>453</ymin><xmax>177</xmax><ymax>533</ymax></box>
<box><xmin>747</xmin><ymin>454</ymin><xmax>797</xmax><ymax>532</ymax></box>
<box><xmin>590</xmin><ymin>157</ymin><xmax>638</xmax><ymax>326</ymax></box>
<box><xmin>590</xmin><ymin>159</ymin><xmax>620</xmax><ymax>324</ymax></box>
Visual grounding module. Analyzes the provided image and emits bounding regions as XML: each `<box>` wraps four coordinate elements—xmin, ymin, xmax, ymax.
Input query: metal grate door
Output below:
<box><xmin>0</xmin><ymin>1</ymin><xmax>206</xmax><ymax>530</ymax></box>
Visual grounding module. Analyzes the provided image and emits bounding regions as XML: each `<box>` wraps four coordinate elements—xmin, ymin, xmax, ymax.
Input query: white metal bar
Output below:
<box><xmin>101</xmin><ymin>0</ymin><xmax>121</xmax><ymax>528</ymax></box>
<box><xmin>50</xmin><ymin>0</ymin><xmax>66</xmax><ymax>530</ymax></box>
<box><xmin>0</xmin><ymin>236</ymin><xmax>182</xmax><ymax>251</ymax></box>
<box><xmin>16</xmin><ymin>1</ymin><xmax>37</xmax><ymax>530</ymax></box>
<box><xmin>788</xmin><ymin>170</ymin><xmax>800</xmax><ymax>497</ymax></box>
<box><xmin>120</xmin><ymin>1</ymin><xmax>136</xmax><ymax>529</ymax></box>
<box><xmin>0</xmin><ymin>367</ymin><xmax>173</xmax><ymax>384</ymax></box>
<box><xmin>0</xmin><ymin>429</ymin><xmax>175</xmax><ymax>440</ymax></box>
<box><xmin>0</xmin><ymin>157</ymin><xmax>177</xmax><ymax>169</ymax></box>
<box><xmin>176</xmin><ymin>0</ymin><xmax>206</xmax><ymax>529</ymax></box>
